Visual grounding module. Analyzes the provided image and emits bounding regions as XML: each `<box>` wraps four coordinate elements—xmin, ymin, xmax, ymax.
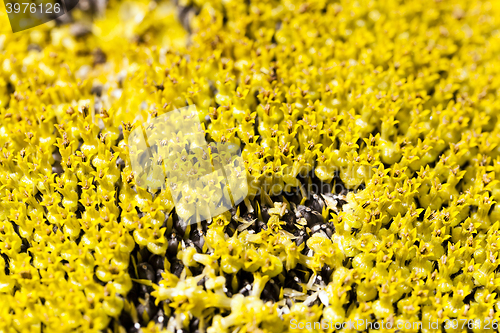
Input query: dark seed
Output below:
<box><xmin>20</xmin><ymin>238</ymin><xmax>30</xmax><ymax>253</ymax></box>
<box><xmin>93</xmin><ymin>48</ymin><xmax>107</xmax><ymax>66</ymax></box>
<box><xmin>321</xmin><ymin>265</ymin><xmax>334</xmax><ymax>282</ymax></box>
<box><xmin>197</xmin><ymin>276</ymin><xmax>207</xmax><ymax>287</ymax></box>
<box><xmin>261</xmin><ymin>288</ymin><xmax>274</xmax><ymax>302</ymax></box>
<box><xmin>168</xmin><ymin>233</ymin><xmax>179</xmax><ymax>256</ymax></box>
<box><xmin>152</xmin><ymin>309</ymin><xmax>165</xmax><ymax>326</ymax></box>
<box><xmin>285</xmin><ymin>272</ymin><xmax>302</xmax><ymax>291</ymax></box>
<box><xmin>226</xmin><ymin>221</ymin><xmax>237</xmax><ymax>237</ymax></box>
<box><xmin>325</xmin><ymin>226</ymin><xmax>333</xmax><ymax>238</ymax></box>
<box><xmin>283</xmin><ymin>209</ymin><xmax>296</xmax><ymax>227</ymax></box>
<box><xmin>271</xmin><ymin>280</ymin><xmax>280</xmax><ymax>299</ymax></box>
<box><xmin>70</xmin><ymin>23</ymin><xmax>92</xmax><ymax>38</ymax></box>
<box><xmin>296</xmin><ymin>205</ymin><xmax>323</xmax><ymax>227</ymax></box>
<box><xmin>118</xmin><ymin>307</ymin><xmax>137</xmax><ymax>332</ymax></box>
<box><xmin>138</xmin><ymin>263</ymin><xmax>155</xmax><ymax>282</ymax></box>
<box><xmin>156</xmin><ymin>269</ymin><xmax>164</xmax><ymax>283</ymax></box>
<box><xmin>178</xmin><ymin>5</ymin><xmax>198</xmax><ymax>34</ymax></box>
<box><xmin>261</xmin><ymin>206</ymin><xmax>270</xmax><ymax>223</ymax></box>
<box><xmin>116</xmin><ymin>126</ymin><xmax>124</xmax><ymax>143</ymax></box>
<box><xmin>137</xmin><ymin>284</ymin><xmax>149</xmax><ymax>298</ymax></box>
<box><xmin>261</xmin><ymin>279</ymin><xmax>279</xmax><ymax>302</ymax></box>
<box><xmin>189</xmin><ymin>317</ymin><xmax>200</xmax><ymax>333</ymax></box>
<box><xmin>90</xmin><ymin>84</ymin><xmax>103</xmax><ymax>97</ymax></box>
<box><xmin>295</xmin><ymin>230</ymin><xmax>306</xmax><ymax>247</ymax></box>
<box><xmin>171</xmin><ymin>259</ymin><xmax>184</xmax><ymax>278</ymax></box>
<box><xmin>224</xmin><ymin>276</ymin><xmax>233</xmax><ymax>297</ymax></box>
<box><xmin>174</xmin><ymin>218</ymin><xmax>188</xmax><ymax>237</ymax></box>
<box><xmin>136</xmin><ymin>295</ymin><xmax>157</xmax><ymax>324</ymax></box>
<box><xmin>256</xmin><ymin>221</ymin><xmax>268</xmax><ymax>232</ymax></box>
<box><xmin>114</xmin><ymin>156</ymin><xmax>125</xmax><ymax>169</ymax></box>
<box><xmin>27</xmin><ymin>44</ymin><xmax>42</xmax><ymax>52</ymax></box>
<box><xmin>311</xmin><ymin>224</ymin><xmax>322</xmax><ymax>234</ymax></box>
<box><xmin>52</xmin><ymin>163</ymin><xmax>64</xmax><ymax>175</ymax></box>
<box><xmin>52</xmin><ymin>149</ymin><xmax>62</xmax><ymax>162</ymax></box>
<box><xmin>309</xmin><ymin>193</ymin><xmax>325</xmax><ymax>212</ymax></box>
<box><xmin>148</xmin><ymin>255</ymin><xmax>165</xmax><ymax>271</ymax></box>
<box><xmin>238</xmin><ymin>282</ymin><xmax>252</xmax><ymax>296</ymax></box>
<box><xmin>191</xmin><ymin>229</ymin><xmax>205</xmax><ymax>251</ymax></box>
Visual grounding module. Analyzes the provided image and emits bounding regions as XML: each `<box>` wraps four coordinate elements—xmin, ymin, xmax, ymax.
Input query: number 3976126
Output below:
<box><xmin>5</xmin><ymin>2</ymin><xmax>61</xmax><ymax>14</ymax></box>
<box><xmin>444</xmin><ymin>319</ymin><xmax>498</xmax><ymax>330</ymax></box>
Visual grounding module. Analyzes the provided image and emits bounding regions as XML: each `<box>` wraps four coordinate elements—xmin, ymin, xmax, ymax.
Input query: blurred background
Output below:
<box><xmin>0</xmin><ymin>0</ymin><xmax>189</xmax><ymax>45</ymax></box>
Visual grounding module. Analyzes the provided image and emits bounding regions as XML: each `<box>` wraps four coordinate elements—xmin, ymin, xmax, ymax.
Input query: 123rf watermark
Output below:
<box><xmin>290</xmin><ymin>318</ymin><xmax>499</xmax><ymax>331</ymax></box>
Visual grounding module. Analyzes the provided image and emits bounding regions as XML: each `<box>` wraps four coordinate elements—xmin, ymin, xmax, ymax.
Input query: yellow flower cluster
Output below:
<box><xmin>1</xmin><ymin>0</ymin><xmax>500</xmax><ymax>332</ymax></box>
